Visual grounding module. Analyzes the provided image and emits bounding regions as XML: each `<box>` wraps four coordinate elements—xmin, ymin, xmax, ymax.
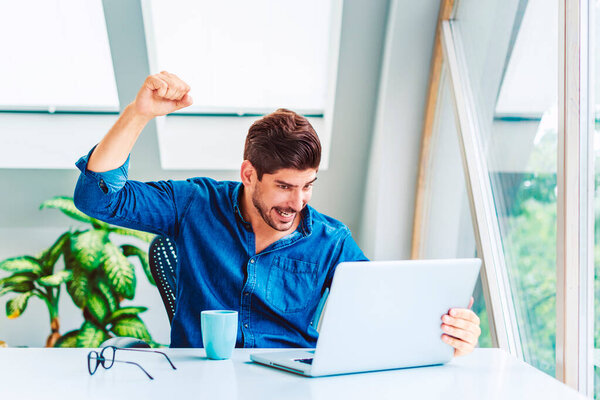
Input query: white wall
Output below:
<box><xmin>360</xmin><ymin>0</ymin><xmax>439</xmax><ymax>260</ymax></box>
<box><xmin>420</xmin><ymin>74</ymin><xmax>476</xmax><ymax>260</ymax></box>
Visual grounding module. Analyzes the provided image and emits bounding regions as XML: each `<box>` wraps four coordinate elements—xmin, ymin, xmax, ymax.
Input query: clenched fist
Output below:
<box><xmin>133</xmin><ymin>71</ymin><xmax>193</xmax><ymax>118</ymax></box>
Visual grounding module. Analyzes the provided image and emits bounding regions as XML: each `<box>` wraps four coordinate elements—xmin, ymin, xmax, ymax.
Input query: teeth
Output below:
<box><xmin>277</xmin><ymin>209</ymin><xmax>292</xmax><ymax>217</ymax></box>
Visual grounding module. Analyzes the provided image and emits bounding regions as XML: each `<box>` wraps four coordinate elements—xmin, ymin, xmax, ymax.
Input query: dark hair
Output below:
<box><xmin>244</xmin><ymin>108</ymin><xmax>321</xmax><ymax>180</ymax></box>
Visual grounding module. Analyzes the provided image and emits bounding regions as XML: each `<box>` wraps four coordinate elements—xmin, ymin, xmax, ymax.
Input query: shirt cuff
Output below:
<box><xmin>75</xmin><ymin>145</ymin><xmax>131</xmax><ymax>194</ymax></box>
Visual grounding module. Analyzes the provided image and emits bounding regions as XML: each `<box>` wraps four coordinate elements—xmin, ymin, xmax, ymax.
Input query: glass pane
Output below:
<box><xmin>145</xmin><ymin>0</ymin><xmax>333</xmax><ymax>113</ymax></box>
<box><xmin>455</xmin><ymin>0</ymin><xmax>557</xmax><ymax>374</ymax></box>
<box><xmin>421</xmin><ymin>70</ymin><xmax>491</xmax><ymax>347</ymax></box>
<box><xmin>0</xmin><ymin>0</ymin><xmax>119</xmax><ymax>110</ymax></box>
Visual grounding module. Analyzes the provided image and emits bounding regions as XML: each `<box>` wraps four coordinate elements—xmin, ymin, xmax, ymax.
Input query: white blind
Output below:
<box><xmin>144</xmin><ymin>0</ymin><xmax>333</xmax><ymax>114</ymax></box>
<box><xmin>0</xmin><ymin>0</ymin><xmax>119</xmax><ymax>111</ymax></box>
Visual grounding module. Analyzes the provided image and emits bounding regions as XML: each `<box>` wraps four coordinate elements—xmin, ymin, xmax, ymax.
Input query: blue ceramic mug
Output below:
<box><xmin>201</xmin><ymin>310</ymin><xmax>238</xmax><ymax>360</ymax></box>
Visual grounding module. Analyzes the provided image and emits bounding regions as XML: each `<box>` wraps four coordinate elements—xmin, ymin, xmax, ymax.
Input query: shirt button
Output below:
<box><xmin>244</xmin><ymin>292</ymin><xmax>250</xmax><ymax>296</ymax></box>
<box><xmin>244</xmin><ymin>323</ymin><xmax>249</xmax><ymax>328</ymax></box>
<box><xmin>98</xmin><ymin>179</ymin><xmax>108</xmax><ymax>194</ymax></box>
<box><xmin>250</xmin><ymin>259</ymin><xmax>255</xmax><ymax>264</ymax></box>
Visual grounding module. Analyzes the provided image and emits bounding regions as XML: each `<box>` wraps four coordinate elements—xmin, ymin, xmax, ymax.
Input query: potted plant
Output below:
<box><xmin>0</xmin><ymin>196</ymin><xmax>158</xmax><ymax>347</ymax></box>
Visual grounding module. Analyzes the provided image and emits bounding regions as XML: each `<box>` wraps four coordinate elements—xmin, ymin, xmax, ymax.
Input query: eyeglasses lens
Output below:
<box><xmin>101</xmin><ymin>346</ymin><xmax>116</xmax><ymax>369</ymax></box>
<box><xmin>88</xmin><ymin>352</ymin><xmax>99</xmax><ymax>375</ymax></box>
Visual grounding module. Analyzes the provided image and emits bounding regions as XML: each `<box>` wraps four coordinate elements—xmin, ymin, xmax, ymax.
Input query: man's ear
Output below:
<box><xmin>240</xmin><ymin>160</ymin><xmax>255</xmax><ymax>186</ymax></box>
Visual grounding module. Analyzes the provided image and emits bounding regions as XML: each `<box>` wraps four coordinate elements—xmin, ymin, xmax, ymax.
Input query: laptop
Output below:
<box><xmin>250</xmin><ymin>258</ymin><xmax>481</xmax><ymax>377</ymax></box>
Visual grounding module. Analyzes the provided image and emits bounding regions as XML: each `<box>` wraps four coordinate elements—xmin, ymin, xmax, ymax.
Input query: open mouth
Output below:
<box><xmin>275</xmin><ymin>208</ymin><xmax>296</xmax><ymax>221</ymax></box>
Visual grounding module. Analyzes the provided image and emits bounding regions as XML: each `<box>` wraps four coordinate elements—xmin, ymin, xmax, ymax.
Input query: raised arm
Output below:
<box><xmin>74</xmin><ymin>72</ymin><xmax>195</xmax><ymax>238</ymax></box>
<box><xmin>87</xmin><ymin>71</ymin><xmax>192</xmax><ymax>172</ymax></box>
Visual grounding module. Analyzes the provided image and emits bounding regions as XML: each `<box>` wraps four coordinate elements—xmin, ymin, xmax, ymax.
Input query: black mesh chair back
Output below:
<box><xmin>149</xmin><ymin>236</ymin><xmax>178</xmax><ymax>324</ymax></box>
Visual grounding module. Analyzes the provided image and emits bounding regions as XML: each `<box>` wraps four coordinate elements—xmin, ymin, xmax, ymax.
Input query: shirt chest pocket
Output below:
<box><xmin>266</xmin><ymin>256</ymin><xmax>319</xmax><ymax>313</ymax></box>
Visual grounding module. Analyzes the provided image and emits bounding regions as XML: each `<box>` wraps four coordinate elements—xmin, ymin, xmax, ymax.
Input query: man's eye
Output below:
<box><xmin>304</xmin><ymin>184</ymin><xmax>313</xmax><ymax>190</ymax></box>
<box><xmin>278</xmin><ymin>185</ymin><xmax>289</xmax><ymax>190</ymax></box>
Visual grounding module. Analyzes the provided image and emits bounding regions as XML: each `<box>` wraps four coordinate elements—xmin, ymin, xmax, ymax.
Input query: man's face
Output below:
<box><xmin>251</xmin><ymin>168</ymin><xmax>317</xmax><ymax>232</ymax></box>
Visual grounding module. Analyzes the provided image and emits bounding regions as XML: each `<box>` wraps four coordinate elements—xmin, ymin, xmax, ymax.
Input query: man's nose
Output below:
<box><xmin>289</xmin><ymin>189</ymin><xmax>304</xmax><ymax>211</ymax></box>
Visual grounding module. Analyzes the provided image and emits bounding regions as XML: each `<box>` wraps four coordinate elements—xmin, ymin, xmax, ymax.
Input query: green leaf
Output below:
<box><xmin>76</xmin><ymin>321</ymin><xmax>108</xmax><ymax>348</ymax></box>
<box><xmin>110</xmin><ymin>316</ymin><xmax>151</xmax><ymax>342</ymax></box>
<box><xmin>71</xmin><ymin>230</ymin><xmax>106</xmax><ymax>271</ymax></box>
<box><xmin>0</xmin><ymin>286</ymin><xmax>14</xmax><ymax>296</ymax></box>
<box><xmin>121</xmin><ymin>245</ymin><xmax>155</xmax><ymax>286</ymax></box>
<box><xmin>102</xmin><ymin>243</ymin><xmax>136</xmax><ymax>299</ymax></box>
<box><xmin>53</xmin><ymin>329</ymin><xmax>80</xmax><ymax>348</ymax></box>
<box><xmin>0</xmin><ymin>274</ymin><xmax>34</xmax><ymax>285</ymax></box>
<box><xmin>0</xmin><ymin>256</ymin><xmax>42</xmax><ymax>275</ymax></box>
<box><xmin>39</xmin><ymin>232</ymin><xmax>71</xmax><ymax>275</ymax></box>
<box><xmin>66</xmin><ymin>268</ymin><xmax>90</xmax><ymax>308</ymax></box>
<box><xmin>97</xmin><ymin>279</ymin><xmax>119</xmax><ymax>313</ymax></box>
<box><xmin>38</xmin><ymin>270</ymin><xmax>73</xmax><ymax>287</ymax></box>
<box><xmin>40</xmin><ymin>196</ymin><xmax>109</xmax><ymax>228</ymax></box>
<box><xmin>107</xmin><ymin>307</ymin><xmax>147</xmax><ymax>323</ymax></box>
<box><xmin>0</xmin><ymin>274</ymin><xmax>36</xmax><ymax>293</ymax></box>
<box><xmin>110</xmin><ymin>227</ymin><xmax>155</xmax><ymax>243</ymax></box>
<box><xmin>6</xmin><ymin>291</ymin><xmax>33</xmax><ymax>319</ymax></box>
<box><xmin>86</xmin><ymin>290</ymin><xmax>109</xmax><ymax>323</ymax></box>
<box><xmin>62</xmin><ymin>235</ymin><xmax>77</xmax><ymax>269</ymax></box>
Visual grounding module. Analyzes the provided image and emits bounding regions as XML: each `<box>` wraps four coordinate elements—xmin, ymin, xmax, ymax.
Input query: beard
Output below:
<box><xmin>251</xmin><ymin>184</ymin><xmax>300</xmax><ymax>232</ymax></box>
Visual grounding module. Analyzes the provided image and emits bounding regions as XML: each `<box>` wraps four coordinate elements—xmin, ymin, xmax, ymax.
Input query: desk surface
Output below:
<box><xmin>0</xmin><ymin>348</ymin><xmax>587</xmax><ymax>399</ymax></box>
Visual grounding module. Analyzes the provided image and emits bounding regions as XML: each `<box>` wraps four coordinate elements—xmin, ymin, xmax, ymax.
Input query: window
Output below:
<box><xmin>0</xmin><ymin>0</ymin><xmax>119</xmax><ymax>169</ymax></box>
<box><xmin>453</xmin><ymin>0</ymin><xmax>558</xmax><ymax>374</ymax></box>
<box><xmin>0</xmin><ymin>0</ymin><xmax>119</xmax><ymax>111</ymax></box>
<box><xmin>423</xmin><ymin>0</ymin><xmax>596</xmax><ymax>392</ymax></box>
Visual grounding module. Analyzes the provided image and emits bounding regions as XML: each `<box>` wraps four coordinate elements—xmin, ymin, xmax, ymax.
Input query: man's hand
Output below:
<box><xmin>440</xmin><ymin>297</ymin><xmax>481</xmax><ymax>357</ymax></box>
<box><xmin>133</xmin><ymin>71</ymin><xmax>193</xmax><ymax>118</ymax></box>
<box><xmin>87</xmin><ymin>71</ymin><xmax>192</xmax><ymax>172</ymax></box>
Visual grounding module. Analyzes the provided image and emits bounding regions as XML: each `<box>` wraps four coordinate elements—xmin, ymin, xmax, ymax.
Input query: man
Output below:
<box><xmin>74</xmin><ymin>71</ymin><xmax>481</xmax><ymax>355</ymax></box>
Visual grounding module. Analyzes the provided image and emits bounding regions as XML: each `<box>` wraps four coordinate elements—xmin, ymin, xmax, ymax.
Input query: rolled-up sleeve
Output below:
<box><xmin>73</xmin><ymin>146</ymin><xmax>192</xmax><ymax>238</ymax></box>
<box><xmin>74</xmin><ymin>145</ymin><xmax>130</xmax><ymax>195</ymax></box>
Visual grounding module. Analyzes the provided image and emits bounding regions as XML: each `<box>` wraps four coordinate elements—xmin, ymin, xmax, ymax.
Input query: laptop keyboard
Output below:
<box><xmin>294</xmin><ymin>358</ymin><xmax>314</xmax><ymax>365</ymax></box>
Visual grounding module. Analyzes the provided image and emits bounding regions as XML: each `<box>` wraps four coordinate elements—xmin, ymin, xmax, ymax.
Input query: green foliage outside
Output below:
<box><xmin>0</xmin><ymin>197</ymin><xmax>159</xmax><ymax>347</ymax></box>
<box><xmin>499</xmin><ymin>173</ymin><xmax>558</xmax><ymax>375</ymax></box>
<box><xmin>467</xmin><ymin>173</ymin><xmax>558</xmax><ymax>357</ymax></box>
<box><xmin>495</xmin><ymin>170</ymin><xmax>600</xmax><ymax>398</ymax></box>
<box><xmin>471</xmin><ymin>278</ymin><xmax>492</xmax><ymax>348</ymax></box>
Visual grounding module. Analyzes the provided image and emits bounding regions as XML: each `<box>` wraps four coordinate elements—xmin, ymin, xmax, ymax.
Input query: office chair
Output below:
<box><xmin>100</xmin><ymin>236</ymin><xmax>178</xmax><ymax>349</ymax></box>
<box><xmin>148</xmin><ymin>236</ymin><xmax>178</xmax><ymax>324</ymax></box>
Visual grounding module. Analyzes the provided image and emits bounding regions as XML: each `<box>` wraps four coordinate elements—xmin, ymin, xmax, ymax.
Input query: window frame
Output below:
<box><xmin>440</xmin><ymin>19</ymin><xmax>524</xmax><ymax>358</ymax></box>
<box><xmin>555</xmin><ymin>0</ymin><xmax>594</xmax><ymax>394</ymax></box>
<box><xmin>412</xmin><ymin>0</ymin><xmax>596</xmax><ymax>394</ymax></box>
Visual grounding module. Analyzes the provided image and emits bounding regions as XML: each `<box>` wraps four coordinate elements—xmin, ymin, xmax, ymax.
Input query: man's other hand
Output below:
<box><xmin>440</xmin><ymin>297</ymin><xmax>481</xmax><ymax>357</ymax></box>
<box><xmin>133</xmin><ymin>71</ymin><xmax>193</xmax><ymax>118</ymax></box>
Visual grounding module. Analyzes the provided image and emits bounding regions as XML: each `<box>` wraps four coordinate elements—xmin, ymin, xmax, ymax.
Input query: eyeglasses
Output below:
<box><xmin>87</xmin><ymin>346</ymin><xmax>177</xmax><ymax>380</ymax></box>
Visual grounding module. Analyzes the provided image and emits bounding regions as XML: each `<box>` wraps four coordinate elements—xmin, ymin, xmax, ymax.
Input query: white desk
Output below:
<box><xmin>0</xmin><ymin>348</ymin><xmax>587</xmax><ymax>399</ymax></box>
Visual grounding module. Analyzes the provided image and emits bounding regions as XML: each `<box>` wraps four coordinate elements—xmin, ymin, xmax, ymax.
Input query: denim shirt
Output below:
<box><xmin>74</xmin><ymin>147</ymin><xmax>367</xmax><ymax>348</ymax></box>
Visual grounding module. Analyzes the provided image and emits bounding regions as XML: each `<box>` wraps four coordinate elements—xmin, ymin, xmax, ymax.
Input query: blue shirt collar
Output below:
<box><xmin>231</xmin><ymin>182</ymin><xmax>249</xmax><ymax>225</ymax></box>
<box><xmin>231</xmin><ymin>182</ymin><xmax>312</xmax><ymax>237</ymax></box>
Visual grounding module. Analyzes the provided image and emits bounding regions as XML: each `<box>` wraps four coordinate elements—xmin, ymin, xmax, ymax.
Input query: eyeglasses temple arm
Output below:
<box><xmin>115</xmin><ymin>347</ymin><xmax>177</xmax><ymax>369</ymax></box>
<box><xmin>113</xmin><ymin>360</ymin><xmax>154</xmax><ymax>380</ymax></box>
